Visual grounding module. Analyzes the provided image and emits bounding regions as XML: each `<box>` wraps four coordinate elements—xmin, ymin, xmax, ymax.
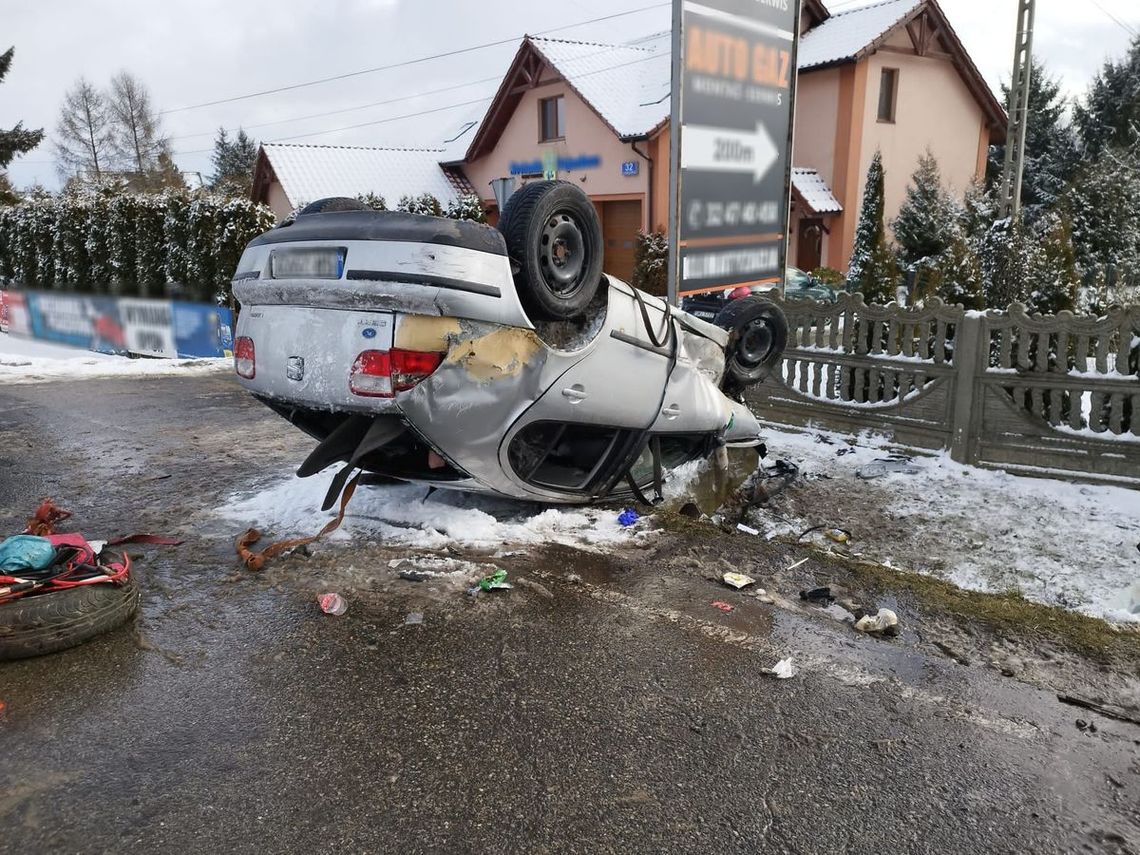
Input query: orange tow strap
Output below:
<box><xmin>236</xmin><ymin>473</ymin><xmax>361</xmax><ymax>571</ymax></box>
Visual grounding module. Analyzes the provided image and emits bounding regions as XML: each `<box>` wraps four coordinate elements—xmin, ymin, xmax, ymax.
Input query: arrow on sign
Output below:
<box><xmin>681</xmin><ymin>123</ymin><xmax>779</xmax><ymax>182</ymax></box>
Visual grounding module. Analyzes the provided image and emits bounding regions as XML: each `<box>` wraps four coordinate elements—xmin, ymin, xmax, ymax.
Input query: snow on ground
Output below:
<box><xmin>0</xmin><ymin>333</ymin><xmax>229</xmax><ymax>383</ymax></box>
<box><xmin>755</xmin><ymin>423</ymin><xmax>1140</xmax><ymax>624</ymax></box>
<box><xmin>220</xmin><ymin>466</ymin><xmax>643</xmax><ymax>552</ymax></box>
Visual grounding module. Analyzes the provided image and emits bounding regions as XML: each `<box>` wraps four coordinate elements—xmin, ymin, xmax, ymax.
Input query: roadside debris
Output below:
<box><xmin>855</xmin><ymin>608</ymin><xmax>900</xmax><ymax>637</ymax></box>
<box><xmin>795</xmin><ymin>525</ymin><xmax>852</xmax><ymax>544</ymax></box>
<box><xmin>679</xmin><ymin>502</ymin><xmax>702</xmax><ymax>519</ymax></box>
<box><xmin>1</xmin><ymin>499</ymin><xmax>179</xmax><ymax>660</ymax></box>
<box><xmin>404</xmin><ymin>612</ymin><xmax>424</xmax><ymax>626</ymax></box>
<box><xmin>1075</xmin><ymin>719</ymin><xmax>1098</xmax><ymax>734</ymax></box>
<box><xmin>515</xmin><ymin>577</ymin><xmax>555</xmax><ymax>599</ymax></box>
<box><xmin>722</xmin><ymin>572</ymin><xmax>756</xmax><ymax>590</ymax></box>
<box><xmin>785</xmin><ymin>557</ymin><xmax>810</xmax><ymax>572</ymax></box>
<box><xmin>398</xmin><ymin>569</ymin><xmax>432</xmax><ymax>582</ymax></box>
<box><xmin>318</xmin><ymin>592</ymin><xmax>348</xmax><ymax>616</ymax></box>
<box><xmin>800</xmin><ymin>586</ymin><xmax>835</xmax><ymax>606</ymax></box>
<box><xmin>856</xmin><ymin>458</ymin><xmax>922</xmax><ymax>479</ymax></box>
<box><xmin>763</xmin><ymin>657</ymin><xmax>798</xmax><ymax>679</ymax></box>
<box><xmin>1058</xmin><ymin>694</ymin><xmax>1140</xmax><ymax>728</ymax></box>
<box><xmin>618</xmin><ymin>509</ymin><xmax>640</xmax><ymax>527</ymax></box>
<box><xmin>737</xmin><ymin>523</ymin><xmax>761</xmax><ymax>536</ymax></box>
<box><xmin>477</xmin><ymin>569</ymin><xmax>512</xmax><ymax>592</ymax></box>
<box><xmin>711</xmin><ymin>601</ymin><xmax>735</xmax><ymax>613</ymax></box>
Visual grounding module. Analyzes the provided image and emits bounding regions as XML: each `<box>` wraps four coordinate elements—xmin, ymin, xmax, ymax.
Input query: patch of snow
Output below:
<box><xmin>759</xmin><ymin>423</ymin><xmax>1140</xmax><ymax>624</ymax></box>
<box><xmin>219</xmin><ymin>466</ymin><xmax>637</xmax><ymax>551</ymax></box>
<box><xmin>0</xmin><ymin>333</ymin><xmax>229</xmax><ymax>383</ymax></box>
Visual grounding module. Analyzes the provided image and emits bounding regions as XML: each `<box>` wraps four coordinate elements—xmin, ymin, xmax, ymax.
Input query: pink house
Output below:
<box><xmin>253</xmin><ymin>0</ymin><xmax>1006</xmax><ymax>285</ymax></box>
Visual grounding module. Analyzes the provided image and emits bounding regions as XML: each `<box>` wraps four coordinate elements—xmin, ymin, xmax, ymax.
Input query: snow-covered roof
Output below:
<box><xmin>792</xmin><ymin>168</ymin><xmax>843</xmax><ymax>214</ymax></box>
<box><xmin>797</xmin><ymin>0</ymin><xmax>922</xmax><ymax>70</ymax></box>
<box><xmin>530</xmin><ymin>33</ymin><xmax>672</xmax><ymax>139</ymax></box>
<box><xmin>261</xmin><ymin>143</ymin><xmax>465</xmax><ymax>207</ymax></box>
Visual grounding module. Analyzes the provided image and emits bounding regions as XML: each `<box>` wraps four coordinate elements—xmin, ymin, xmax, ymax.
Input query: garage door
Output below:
<box><xmin>600</xmin><ymin>200</ymin><xmax>642</xmax><ymax>285</ymax></box>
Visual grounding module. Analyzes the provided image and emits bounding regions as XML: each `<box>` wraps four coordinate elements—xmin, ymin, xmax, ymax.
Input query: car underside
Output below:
<box><xmin>231</xmin><ymin>183</ymin><xmax>788</xmax><ymax>508</ymax></box>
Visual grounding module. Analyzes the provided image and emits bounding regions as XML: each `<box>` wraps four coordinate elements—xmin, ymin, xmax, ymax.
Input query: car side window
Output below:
<box><xmin>509</xmin><ymin>422</ymin><xmax>623</xmax><ymax>490</ymax></box>
<box><xmin>626</xmin><ymin>434</ymin><xmax>716</xmax><ymax>485</ymax></box>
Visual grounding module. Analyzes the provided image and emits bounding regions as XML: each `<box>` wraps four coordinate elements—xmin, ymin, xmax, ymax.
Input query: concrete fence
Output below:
<box><xmin>746</xmin><ymin>294</ymin><xmax>1140</xmax><ymax>485</ymax></box>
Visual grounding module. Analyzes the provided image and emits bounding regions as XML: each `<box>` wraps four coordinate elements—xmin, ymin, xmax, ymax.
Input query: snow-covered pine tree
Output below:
<box><xmin>979</xmin><ymin>215</ymin><xmax>1035</xmax><ymax>309</ymax></box>
<box><xmin>186</xmin><ymin>194</ymin><xmax>220</xmax><ymax>302</ymax></box>
<box><xmin>846</xmin><ymin>150</ymin><xmax>898</xmax><ymax>303</ymax></box>
<box><xmin>987</xmin><ymin>58</ymin><xmax>1079</xmax><ymax>224</ymax></box>
<box><xmin>107</xmin><ymin>191</ymin><xmax>140</xmax><ymax>295</ymax></box>
<box><xmin>930</xmin><ymin>231</ymin><xmax>983</xmax><ymax>309</ymax></box>
<box><xmin>84</xmin><ymin>186</ymin><xmax>115</xmax><ymax>293</ymax></box>
<box><xmin>1066</xmin><ymin>151</ymin><xmax>1140</xmax><ymax>280</ymax></box>
<box><xmin>162</xmin><ymin>190</ymin><xmax>191</xmax><ymax>290</ymax></box>
<box><xmin>209</xmin><ymin>128</ymin><xmax>259</xmax><ymax>197</ymax></box>
<box><xmin>57</xmin><ymin>192</ymin><xmax>92</xmax><ymax>290</ymax></box>
<box><xmin>893</xmin><ymin>149</ymin><xmax>958</xmax><ymax>268</ymax></box>
<box><xmin>1024</xmin><ymin>211</ymin><xmax>1079</xmax><ymax>315</ymax></box>
<box><xmin>356</xmin><ymin>192</ymin><xmax>386</xmax><ymax>211</ymax></box>
<box><xmin>631</xmin><ymin>230</ymin><xmax>669</xmax><ymax>297</ymax></box>
<box><xmin>135</xmin><ymin>193</ymin><xmax>167</xmax><ymax>297</ymax></box>
<box><xmin>1075</xmin><ymin>35</ymin><xmax>1140</xmax><ymax>159</ymax></box>
<box><xmin>0</xmin><ymin>205</ymin><xmax>14</xmax><ymax>280</ymax></box>
<box><xmin>214</xmin><ymin>197</ymin><xmax>276</xmax><ymax>303</ymax></box>
<box><xmin>445</xmin><ymin>194</ymin><xmax>485</xmax><ymax>222</ymax></box>
<box><xmin>0</xmin><ymin>47</ymin><xmax>44</xmax><ymax>175</ymax></box>
<box><xmin>396</xmin><ymin>193</ymin><xmax>443</xmax><ymax>216</ymax></box>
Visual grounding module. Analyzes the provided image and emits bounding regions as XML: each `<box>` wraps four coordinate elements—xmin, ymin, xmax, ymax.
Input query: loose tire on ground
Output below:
<box><xmin>0</xmin><ymin>576</ymin><xmax>140</xmax><ymax>660</ymax></box>
<box><xmin>498</xmin><ymin>181</ymin><xmax>604</xmax><ymax>321</ymax></box>
<box><xmin>298</xmin><ymin>197</ymin><xmax>369</xmax><ymax>215</ymax></box>
<box><xmin>713</xmin><ymin>295</ymin><xmax>789</xmax><ymax>388</ymax></box>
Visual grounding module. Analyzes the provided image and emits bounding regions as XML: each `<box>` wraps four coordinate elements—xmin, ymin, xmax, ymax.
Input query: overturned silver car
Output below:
<box><xmin>231</xmin><ymin>182</ymin><xmax>787</xmax><ymax>508</ymax></box>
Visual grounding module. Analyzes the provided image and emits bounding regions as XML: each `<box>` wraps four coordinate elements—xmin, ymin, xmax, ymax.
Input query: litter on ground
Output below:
<box><xmin>764</xmin><ymin>658</ymin><xmax>798</xmax><ymax>679</ymax></box>
<box><xmin>722</xmin><ymin>572</ymin><xmax>756</xmax><ymax>590</ymax></box>
<box><xmin>855</xmin><ymin>608</ymin><xmax>900</xmax><ymax>636</ymax></box>
<box><xmin>318</xmin><ymin>593</ymin><xmax>348</xmax><ymax>616</ymax></box>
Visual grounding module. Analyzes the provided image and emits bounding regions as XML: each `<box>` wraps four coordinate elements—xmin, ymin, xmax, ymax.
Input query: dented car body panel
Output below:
<box><xmin>233</xmin><ymin>210</ymin><xmax>765</xmax><ymax>505</ymax></box>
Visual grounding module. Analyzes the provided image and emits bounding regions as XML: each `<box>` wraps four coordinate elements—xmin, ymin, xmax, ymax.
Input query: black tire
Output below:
<box><xmin>498</xmin><ymin>181</ymin><xmax>603</xmax><ymax>321</ymax></box>
<box><xmin>713</xmin><ymin>296</ymin><xmax>789</xmax><ymax>387</ymax></box>
<box><xmin>0</xmin><ymin>575</ymin><xmax>140</xmax><ymax>661</ymax></box>
<box><xmin>298</xmin><ymin>197</ymin><xmax>369</xmax><ymax>215</ymax></box>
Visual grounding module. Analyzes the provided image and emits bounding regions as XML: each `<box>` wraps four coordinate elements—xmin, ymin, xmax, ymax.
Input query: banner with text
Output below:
<box><xmin>0</xmin><ymin>290</ymin><xmax>233</xmax><ymax>359</ymax></box>
<box><xmin>668</xmin><ymin>0</ymin><xmax>800</xmax><ymax>300</ymax></box>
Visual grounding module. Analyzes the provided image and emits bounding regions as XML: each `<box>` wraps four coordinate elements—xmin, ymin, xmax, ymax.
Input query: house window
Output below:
<box><xmin>540</xmin><ymin>95</ymin><xmax>565</xmax><ymax>141</ymax></box>
<box><xmin>878</xmin><ymin>68</ymin><xmax>899</xmax><ymax>123</ymax></box>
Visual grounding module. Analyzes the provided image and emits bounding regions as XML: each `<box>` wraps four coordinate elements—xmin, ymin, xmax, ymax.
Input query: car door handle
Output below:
<box><xmin>561</xmin><ymin>385</ymin><xmax>588</xmax><ymax>403</ymax></box>
<box><xmin>662</xmin><ymin>403</ymin><xmax>681</xmax><ymax>419</ymax></box>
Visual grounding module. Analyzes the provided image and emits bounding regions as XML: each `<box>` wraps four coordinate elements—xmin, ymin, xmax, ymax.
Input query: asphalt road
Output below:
<box><xmin>0</xmin><ymin>373</ymin><xmax>1137</xmax><ymax>854</ymax></box>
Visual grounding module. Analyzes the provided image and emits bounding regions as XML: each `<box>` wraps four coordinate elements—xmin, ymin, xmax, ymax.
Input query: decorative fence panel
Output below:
<box><xmin>746</xmin><ymin>294</ymin><xmax>1140</xmax><ymax>485</ymax></box>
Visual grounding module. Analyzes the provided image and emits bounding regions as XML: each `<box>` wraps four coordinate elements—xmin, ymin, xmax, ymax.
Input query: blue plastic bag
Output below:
<box><xmin>0</xmin><ymin>535</ymin><xmax>57</xmax><ymax>573</ymax></box>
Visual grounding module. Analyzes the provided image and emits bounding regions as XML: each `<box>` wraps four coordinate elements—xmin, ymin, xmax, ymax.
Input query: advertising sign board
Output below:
<box><xmin>667</xmin><ymin>0</ymin><xmax>801</xmax><ymax>302</ymax></box>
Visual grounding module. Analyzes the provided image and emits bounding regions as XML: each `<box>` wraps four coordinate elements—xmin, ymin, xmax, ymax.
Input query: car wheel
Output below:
<box><xmin>298</xmin><ymin>197</ymin><xmax>369</xmax><ymax>215</ymax></box>
<box><xmin>0</xmin><ymin>575</ymin><xmax>140</xmax><ymax>660</ymax></box>
<box><xmin>714</xmin><ymin>295</ymin><xmax>788</xmax><ymax>387</ymax></box>
<box><xmin>498</xmin><ymin>181</ymin><xmax>603</xmax><ymax>321</ymax></box>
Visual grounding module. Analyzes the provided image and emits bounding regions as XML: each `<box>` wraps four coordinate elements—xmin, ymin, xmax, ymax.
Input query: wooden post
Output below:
<box><xmin>949</xmin><ymin>313</ymin><xmax>983</xmax><ymax>464</ymax></box>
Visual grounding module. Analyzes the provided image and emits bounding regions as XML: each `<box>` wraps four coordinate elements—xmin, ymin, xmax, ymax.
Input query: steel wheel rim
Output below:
<box><xmin>540</xmin><ymin>212</ymin><xmax>587</xmax><ymax>294</ymax></box>
<box><xmin>739</xmin><ymin>319</ymin><xmax>774</xmax><ymax>366</ymax></box>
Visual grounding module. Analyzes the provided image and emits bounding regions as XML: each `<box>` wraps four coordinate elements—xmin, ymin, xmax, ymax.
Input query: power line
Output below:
<box><xmin>167</xmin><ymin>76</ymin><xmax>503</xmax><ymax>142</ymax></box>
<box><xmin>159</xmin><ymin>2</ymin><xmax>669</xmax><ymax>115</ymax></box>
<box><xmin>1090</xmin><ymin>0</ymin><xmax>1137</xmax><ymax>37</ymax></box>
<box><xmin>264</xmin><ymin>50</ymin><xmax>666</xmax><ymax>145</ymax></box>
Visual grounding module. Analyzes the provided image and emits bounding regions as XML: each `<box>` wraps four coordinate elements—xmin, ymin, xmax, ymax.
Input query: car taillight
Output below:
<box><xmin>350</xmin><ymin>349</ymin><xmax>443</xmax><ymax>398</ymax></box>
<box><xmin>235</xmin><ymin>336</ymin><xmax>255</xmax><ymax>379</ymax></box>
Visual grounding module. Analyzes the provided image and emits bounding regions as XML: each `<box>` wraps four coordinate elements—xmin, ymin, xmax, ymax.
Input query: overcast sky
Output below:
<box><xmin>2</xmin><ymin>0</ymin><xmax>1136</xmax><ymax>190</ymax></box>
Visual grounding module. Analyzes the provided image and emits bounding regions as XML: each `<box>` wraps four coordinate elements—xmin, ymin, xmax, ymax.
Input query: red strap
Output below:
<box><xmin>105</xmin><ymin>534</ymin><xmax>184</xmax><ymax>546</ymax></box>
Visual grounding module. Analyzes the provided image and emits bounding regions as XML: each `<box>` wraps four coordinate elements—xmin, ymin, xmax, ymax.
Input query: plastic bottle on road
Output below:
<box><xmin>318</xmin><ymin>592</ymin><xmax>347</xmax><ymax>616</ymax></box>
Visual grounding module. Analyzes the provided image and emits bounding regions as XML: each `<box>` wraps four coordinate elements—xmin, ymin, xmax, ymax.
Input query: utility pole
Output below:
<box><xmin>998</xmin><ymin>0</ymin><xmax>1036</xmax><ymax>220</ymax></box>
